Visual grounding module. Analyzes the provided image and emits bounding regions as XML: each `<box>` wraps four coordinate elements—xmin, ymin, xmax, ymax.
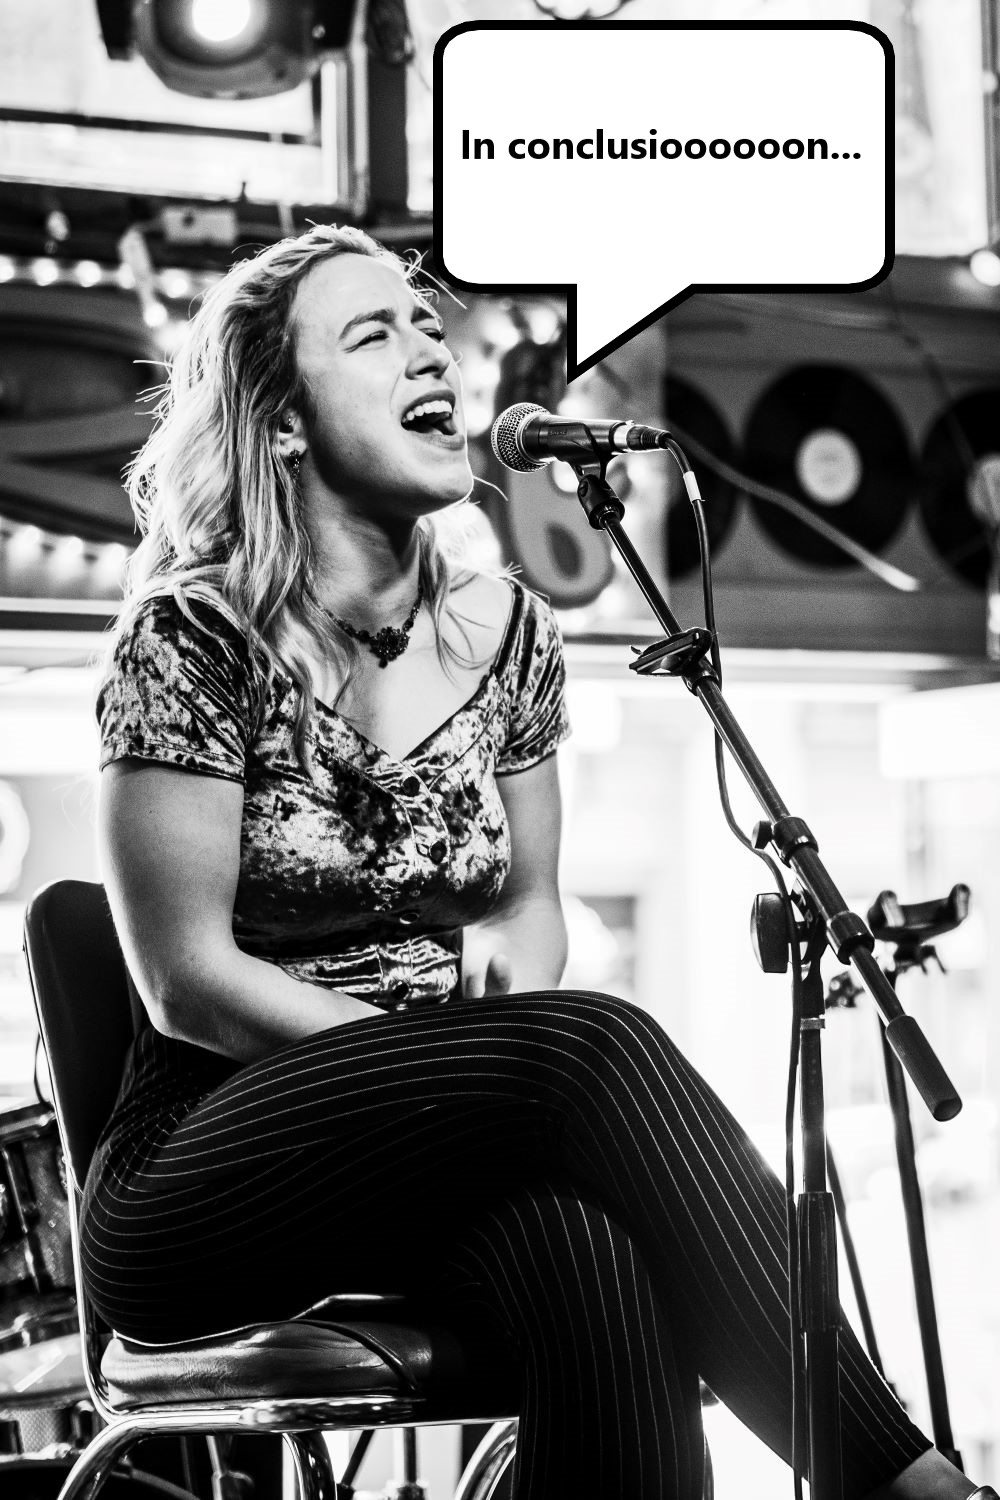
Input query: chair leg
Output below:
<box><xmin>384</xmin><ymin>1427</ymin><xmax>427</xmax><ymax>1499</ymax></box>
<box><xmin>452</xmin><ymin>1422</ymin><xmax>517</xmax><ymax>1500</ymax></box>
<box><xmin>703</xmin><ymin>1429</ymin><xmax>715</xmax><ymax>1500</ymax></box>
<box><xmin>54</xmin><ymin>1420</ymin><xmax>145</xmax><ymax>1500</ymax></box>
<box><xmin>283</xmin><ymin>1431</ymin><xmax>342</xmax><ymax>1500</ymax></box>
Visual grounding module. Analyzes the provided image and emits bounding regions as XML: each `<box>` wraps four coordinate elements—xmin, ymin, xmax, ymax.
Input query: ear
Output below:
<box><xmin>275</xmin><ymin>408</ymin><xmax>305</xmax><ymax>459</ymax></box>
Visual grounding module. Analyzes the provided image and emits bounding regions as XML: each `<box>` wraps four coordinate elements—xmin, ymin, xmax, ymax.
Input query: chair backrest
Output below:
<box><xmin>23</xmin><ymin>880</ymin><xmax>134</xmax><ymax>1195</ymax></box>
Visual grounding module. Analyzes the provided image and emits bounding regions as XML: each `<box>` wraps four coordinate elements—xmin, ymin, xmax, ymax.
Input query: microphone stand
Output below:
<box><xmin>568</xmin><ymin>454</ymin><xmax>962</xmax><ymax>1500</ymax></box>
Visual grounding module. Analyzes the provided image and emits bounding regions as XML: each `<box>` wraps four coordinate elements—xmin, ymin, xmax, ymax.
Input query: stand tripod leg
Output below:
<box><xmin>827</xmin><ymin>1147</ymin><xmax>886</xmax><ymax>1378</ymax></box>
<box><xmin>800</xmin><ymin>1019</ymin><xmax>845</xmax><ymax>1500</ymax></box>
<box><xmin>879</xmin><ymin>1016</ymin><xmax>962</xmax><ymax>1468</ymax></box>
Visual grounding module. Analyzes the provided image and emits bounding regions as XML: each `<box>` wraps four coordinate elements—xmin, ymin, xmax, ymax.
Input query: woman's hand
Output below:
<box><xmin>461</xmin><ymin>929</ymin><xmax>514</xmax><ymax>999</ymax></box>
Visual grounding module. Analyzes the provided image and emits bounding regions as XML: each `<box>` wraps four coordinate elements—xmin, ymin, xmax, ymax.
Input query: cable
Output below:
<box><xmin>663</xmin><ymin>437</ymin><xmax>809</xmax><ymax>1498</ymax></box>
<box><xmin>786</xmin><ymin>902</ymin><xmax>806</xmax><ymax>1500</ymax></box>
<box><xmin>881</xmin><ymin>276</ymin><xmax>974</xmax><ymax>472</ymax></box>
<box><xmin>666</xmin><ymin>421</ymin><xmax>927</xmax><ymax>592</ymax></box>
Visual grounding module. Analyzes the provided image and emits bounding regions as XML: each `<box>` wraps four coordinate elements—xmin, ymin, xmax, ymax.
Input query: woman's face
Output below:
<box><xmin>289</xmin><ymin>253</ymin><xmax>472</xmax><ymax>516</ymax></box>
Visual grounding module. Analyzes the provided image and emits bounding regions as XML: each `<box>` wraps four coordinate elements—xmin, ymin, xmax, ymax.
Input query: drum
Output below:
<box><xmin>0</xmin><ymin>1457</ymin><xmax>196</xmax><ymax>1500</ymax></box>
<box><xmin>0</xmin><ymin>1103</ymin><xmax>82</xmax><ymax>1410</ymax></box>
<box><xmin>0</xmin><ymin>1332</ymin><xmax>85</xmax><ymax>1414</ymax></box>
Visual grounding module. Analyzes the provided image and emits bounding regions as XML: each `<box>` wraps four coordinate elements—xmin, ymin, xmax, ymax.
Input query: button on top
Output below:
<box><xmin>401</xmin><ymin>774</ymin><xmax>422</xmax><ymax>797</ymax></box>
<box><xmin>428</xmin><ymin>839</ymin><xmax>447</xmax><ymax>865</ymax></box>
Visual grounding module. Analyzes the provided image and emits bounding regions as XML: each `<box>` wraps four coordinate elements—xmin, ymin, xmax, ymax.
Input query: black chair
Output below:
<box><xmin>23</xmin><ymin>880</ymin><xmax>520</xmax><ymax>1500</ymax></box>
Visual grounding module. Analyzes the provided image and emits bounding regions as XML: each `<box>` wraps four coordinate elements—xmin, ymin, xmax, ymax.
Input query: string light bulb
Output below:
<box><xmin>49</xmin><ymin>533</ymin><xmax>88</xmax><ymax>579</ymax></box>
<box><xmin>6</xmin><ymin>525</ymin><xmax>44</xmax><ymax>566</ymax></box>
<box><xmin>95</xmin><ymin>542</ymin><xmax>131</xmax><ymax>589</ymax></box>
<box><xmin>970</xmin><ymin>248</ymin><xmax>1000</xmax><ymax>288</ymax></box>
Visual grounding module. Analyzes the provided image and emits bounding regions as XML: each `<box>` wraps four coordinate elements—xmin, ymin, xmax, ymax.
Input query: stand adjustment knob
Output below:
<box><xmin>751</xmin><ymin>892</ymin><xmax>790</xmax><ymax>973</ymax></box>
<box><xmin>752</xmin><ymin>820</ymin><xmax>773</xmax><ymax>850</ymax></box>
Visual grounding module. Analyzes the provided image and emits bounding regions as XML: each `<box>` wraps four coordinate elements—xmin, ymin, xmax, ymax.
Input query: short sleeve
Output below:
<box><xmin>97</xmin><ymin>595</ymin><xmax>257</xmax><ymax>782</ymax></box>
<box><xmin>496</xmin><ymin>585</ymin><xmax>571</xmax><ymax>775</ymax></box>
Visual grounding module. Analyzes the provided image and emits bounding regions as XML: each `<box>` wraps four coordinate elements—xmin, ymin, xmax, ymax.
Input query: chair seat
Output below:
<box><xmin>101</xmin><ymin>1294</ymin><xmax>520</xmax><ymax>1416</ymax></box>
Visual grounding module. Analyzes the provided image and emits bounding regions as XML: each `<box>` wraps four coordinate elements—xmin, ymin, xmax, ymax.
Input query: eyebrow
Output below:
<box><xmin>339</xmin><ymin>303</ymin><xmax>443</xmax><ymax>340</ymax></box>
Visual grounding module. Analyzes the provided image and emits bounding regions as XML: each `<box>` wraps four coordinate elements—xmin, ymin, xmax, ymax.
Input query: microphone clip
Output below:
<box><xmin>629</xmin><ymin>627</ymin><xmax>719</xmax><ymax>691</ymax></box>
<box><xmin>575</xmin><ymin>468</ymin><xmax>625</xmax><ymax>527</ymax></box>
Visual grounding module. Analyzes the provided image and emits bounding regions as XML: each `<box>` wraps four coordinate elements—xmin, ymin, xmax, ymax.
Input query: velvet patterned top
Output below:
<box><xmin>97</xmin><ymin>578</ymin><xmax>570</xmax><ymax>1011</ymax></box>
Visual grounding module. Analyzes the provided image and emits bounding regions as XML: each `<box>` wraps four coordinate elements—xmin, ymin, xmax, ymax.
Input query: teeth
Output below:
<box><xmin>402</xmin><ymin>398</ymin><xmax>454</xmax><ymax>427</ymax></box>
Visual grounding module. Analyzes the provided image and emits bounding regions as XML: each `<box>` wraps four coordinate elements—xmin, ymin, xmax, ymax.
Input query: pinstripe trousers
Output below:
<box><xmin>81</xmin><ymin>991</ymin><xmax>930</xmax><ymax>1500</ymax></box>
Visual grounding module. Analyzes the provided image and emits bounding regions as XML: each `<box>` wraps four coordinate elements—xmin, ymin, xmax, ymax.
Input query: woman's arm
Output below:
<box><xmin>462</xmin><ymin>753</ymin><xmax>567</xmax><ymax>997</ymax></box>
<box><xmin>100</xmin><ymin>761</ymin><xmax>385</xmax><ymax>1063</ymax></box>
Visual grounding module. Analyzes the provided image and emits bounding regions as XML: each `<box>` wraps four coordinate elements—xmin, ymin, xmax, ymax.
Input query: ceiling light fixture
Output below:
<box><xmin>96</xmin><ymin>0</ymin><xmax>359</xmax><ymax>100</ymax></box>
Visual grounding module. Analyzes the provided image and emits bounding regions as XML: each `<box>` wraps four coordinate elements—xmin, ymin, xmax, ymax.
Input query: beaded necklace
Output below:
<box><xmin>332</xmin><ymin>584</ymin><xmax>424</xmax><ymax>669</ymax></box>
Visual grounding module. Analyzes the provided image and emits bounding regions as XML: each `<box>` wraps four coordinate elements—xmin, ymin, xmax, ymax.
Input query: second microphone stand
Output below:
<box><xmin>569</xmin><ymin>455</ymin><xmax>961</xmax><ymax>1500</ymax></box>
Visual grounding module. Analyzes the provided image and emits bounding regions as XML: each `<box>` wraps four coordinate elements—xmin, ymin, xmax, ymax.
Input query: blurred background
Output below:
<box><xmin>0</xmin><ymin>0</ymin><xmax>999</xmax><ymax>1495</ymax></box>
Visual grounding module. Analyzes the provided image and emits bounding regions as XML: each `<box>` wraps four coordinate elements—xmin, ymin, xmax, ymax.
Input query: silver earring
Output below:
<box><xmin>288</xmin><ymin>449</ymin><xmax>303</xmax><ymax>481</ymax></box>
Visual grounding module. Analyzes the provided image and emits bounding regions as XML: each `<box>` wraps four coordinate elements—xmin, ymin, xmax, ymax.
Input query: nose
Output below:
<box><xmin>406</xmin><ymin>326</ymin><xmax>451</xmax><ymax>377</ymax></box>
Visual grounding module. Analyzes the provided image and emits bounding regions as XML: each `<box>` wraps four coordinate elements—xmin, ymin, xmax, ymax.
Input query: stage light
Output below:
<box><xmin>74</xmin><ymin>260</ymin><xmax>103</xmax><ymax>286</ymax></box>
<box><xmin>0</xmin><ymin>257</ymin><xmax>15</xmax><ymax>283</ymax></box>
<box><xmin>533</xmin><ymin>0</ymin><xmax>624</xmax><ymax>15</ymax></box>
<box><xmin>159</xmin><ymin>268</ymin><xmax>193</xmax><ymax>300</ymax></box>
<box><xmin>191</xmin><ymin>0</ymin><xmax>252</xmax><ymax>44</ymax></box>
<box><xmin>969</xmin><ymin>248</ymin><xmax>1000</xmax><ymax>287</ymax></box>
<box><xmin>525</xmin><ymin>303</ymin><xmax>562</xmax><ymax>345</ymax></box>
<box><xmin>96</xmin><ymin>1</ymin><xmax>358</xmax><ymax>100</ymax></box>
<box><xmin>142</xmin><ymin>300</ymin><xmax>169</xmax><ymax>329</ymax></box>
<box><xmin>480</xmin><ymin>309</ymin><xmax>522</xmax><ymax>353</ymax></box>
<box><xmin>31</xmin><ymin>259</ymin><xmax>59</xmax><ymax>286</ymax></box>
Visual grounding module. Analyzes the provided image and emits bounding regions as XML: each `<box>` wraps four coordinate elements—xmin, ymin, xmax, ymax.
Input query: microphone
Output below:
<box><xmin>491</xmin><ymin>402</ymin><xmax>671</xmax><ymax>473</ymax></box>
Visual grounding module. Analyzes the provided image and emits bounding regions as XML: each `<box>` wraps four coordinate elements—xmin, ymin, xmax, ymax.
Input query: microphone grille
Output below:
<box><xmin>490</xmin><ymin>402</ymin><xmax>547</xmax><ymax>473</ymax></box>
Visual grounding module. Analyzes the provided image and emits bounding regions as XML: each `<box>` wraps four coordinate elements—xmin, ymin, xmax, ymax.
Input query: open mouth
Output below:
<box><xmin>400</xmin><ymin>394</ymin><xmax>459</xmax><ymax>439</ymax></box>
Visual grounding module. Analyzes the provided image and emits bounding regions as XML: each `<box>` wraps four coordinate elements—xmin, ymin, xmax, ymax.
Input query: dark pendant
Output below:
<box><xmin>334</xmin><ymin>583</ymin><xmax>423</xmax><ymax>668</ymax></box>
<box><xmin>371</xmin><ymin>625</ymin><xmax>408</xmax><ymax>667</ymax></box>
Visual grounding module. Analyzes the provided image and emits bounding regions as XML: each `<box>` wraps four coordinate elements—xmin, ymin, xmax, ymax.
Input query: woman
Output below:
<box><xmin>81</xmin><ymin>225</ymin><xmax>983</xmax><ymax>1500</ymax></box>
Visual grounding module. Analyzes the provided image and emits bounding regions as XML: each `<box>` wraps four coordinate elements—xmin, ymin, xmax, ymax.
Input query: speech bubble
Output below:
<box><xmin>433</xmin><ymin>21</ymin><xmax>891</xmax><ymax>380</ymax></box>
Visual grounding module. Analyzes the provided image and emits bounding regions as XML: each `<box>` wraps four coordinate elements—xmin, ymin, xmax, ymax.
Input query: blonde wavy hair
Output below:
<box><xmin>113</xmin><ymin>223</ymin><xmax>479</xmax><ymax>761</ymax></box>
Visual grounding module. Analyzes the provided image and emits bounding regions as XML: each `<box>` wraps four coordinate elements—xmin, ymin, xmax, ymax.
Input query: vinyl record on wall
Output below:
<box><xmin>918</xmin><ymin>389</ymin><xmax>1000</xmax><ymax>588</ymax></box>
<box><xmin>743</xmin><ymin>365</ymin><xmax>915</xmax><ymax>568</ymax></box>
<box><xmin>661</xmin><ymin>377</ymin><xmax>739</xmax><ymax>579</ymax></box>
